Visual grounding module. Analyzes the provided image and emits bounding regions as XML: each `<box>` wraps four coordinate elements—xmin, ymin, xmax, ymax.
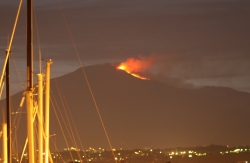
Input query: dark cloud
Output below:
<box><xmin>120</xmin><ymin>53</ymin><xmax>250</xmax><ymax>92</ymax></box>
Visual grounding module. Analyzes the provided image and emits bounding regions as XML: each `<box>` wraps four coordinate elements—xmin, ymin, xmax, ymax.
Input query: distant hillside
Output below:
<box><xmin>1</xmin><ymin>64</ymin><xmax>250</xmax><ymax>150</ymax></box>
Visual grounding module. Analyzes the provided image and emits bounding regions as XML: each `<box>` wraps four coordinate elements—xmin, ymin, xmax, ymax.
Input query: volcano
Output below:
<box><xmin>1</xmin><ymin>63</ymin><xmax>250</xmax><ymax>150</ymax></box>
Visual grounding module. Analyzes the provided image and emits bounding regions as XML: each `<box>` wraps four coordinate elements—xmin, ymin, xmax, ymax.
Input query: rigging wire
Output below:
<box><xmin>10</xmin><ymin>55</ymin><xmax>25</xmax><ymax>158</ymax></box>
<box><xmin>0</xmin><ymin>0</ymin><xmax>25</xmax><ymax>156</ymax></box>
<box><xmin>58</xmin><ymin>82</ymin><xmax>89</xmax><ymax>162</ymax></box>
<box><xmin>54</xmin><ymin>79</ymin><xmax>83</xmax><ymax>162</ymax></box>
<box><xmin>51</xmin><ymin>86</ymin><xmax>74</xmax><ymax>146</ymax></box>
<box><xmin>51</xmin><ymin>90</ymin><xmax>74</xmax><ymax>161</ymax></box>
<box><xmin>50</xmin><ymin>137</ymin><xmax>66</xmax><ymax>163</ymax></box>
<box><xmin>11</xmin><ymin>103</ymin><xmax>24</xmax><ymax>160</ymax></box>
<box><xmin>8</xmin><ymin>53</ymin><xmax>26</xmax><ymax>159</ymax></box>
<box><xmin>0</xmin><ymin>77</ymin><xmax>5</xmax><ymax>99</ymax></box>
<box><xmin>56</xmin><ymin>1</ymin><xmax>117</xmax><ymax>162</ymax></box>
<box><xmin>34</xmin><ymin>5</ymin><xmax>43</xmax><ymax>74</ymax></box>
<box><xmin>50</xmin><ymin>112</ymin><xmax>67</xmax><ymax>163</ymax></box>
<box><xmin>0</xmin><ymin>0</ymin><xmax>23</xmax><ymax>96</ymax></box>
<box><xmin>14</xmin><ymin>127</ymin><xmax>19</xmax><ymax>160</ymax></box>
<box><xmin>49</xmin><ymin>64</ymin><xmax>88</xmax><ymax>161</ymax></box>
<box><xmin>11</xmin><ymin>97</ymin><xmax>24</xmax><ymax>148</ymax></box>
<box><xmin>10</xmin><ymin>56</ymin><xmax>25</xmax><ymax>90</ymax></box>
<box><xmin>0</xmin><ymin>0</ymin><xmax>25</xmax><ymax>157</ymax></box>
<box><xmin>5</xmin><ymin>50</ymin><xmax>25</xmax><ymax>160</ymax></box>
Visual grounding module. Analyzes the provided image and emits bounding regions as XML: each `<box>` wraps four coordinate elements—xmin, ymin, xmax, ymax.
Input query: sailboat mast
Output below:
<box><xmin>27</xmin><ymin>0</ymin><xmax>33</xmax><ymax>89</ymax></box>
<box><xmin>26</xmin><ymin>0</ymin><xmax>35</xmax><ymax>162</ymax></box>
<box><xmin>37</xmin><ymin>73</ymin><xmax>43</xmax><ymax>163</ymax></box>
<box><xmin>6</xmin><ymin>50</ymin><xmax>12</xmax><ymax>163</ymax></box>
<box><xmin>2</xmin><ymin>123</ymin><xmax>8</xmax><ymax>163</ymax></box>
<box><xmin>26</xmin><ymin>91</ymin><xmax>34</xmax><ymax>163</ymax></box>
<box><xmin>45</xmin><ymin>59</ymin><xmax>52</xmax><ymax>163</ymax></box>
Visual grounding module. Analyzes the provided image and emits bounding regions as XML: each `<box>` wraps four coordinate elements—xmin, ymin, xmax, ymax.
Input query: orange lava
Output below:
<box><xmin>117</xmin><ymin>63</ymin><xmax>150</xmax><ymax>80</ymax></box>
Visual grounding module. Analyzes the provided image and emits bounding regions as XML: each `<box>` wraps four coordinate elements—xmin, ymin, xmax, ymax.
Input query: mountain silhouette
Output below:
<box><xmin>1</xmin><ymin>63</ymin><xmax>250</xmax><ymax>150</ymax></box>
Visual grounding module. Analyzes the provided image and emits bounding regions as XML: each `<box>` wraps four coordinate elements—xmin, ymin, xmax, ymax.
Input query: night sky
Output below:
<box><xmin>0</xmin><ymin>0</ymin><xmax>249</xmax><ymax>96</ymax></box>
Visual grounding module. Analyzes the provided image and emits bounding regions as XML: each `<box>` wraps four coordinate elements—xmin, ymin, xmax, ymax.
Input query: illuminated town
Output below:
<box><xmin>2</xmin><ymin>145</ymin><xmax>249</xmax><ymax>163</ymax></box>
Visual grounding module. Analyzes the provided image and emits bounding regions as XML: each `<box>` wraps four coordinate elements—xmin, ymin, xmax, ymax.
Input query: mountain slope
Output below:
<box><xmin>1</xmin><ymin>63</ymin><xmax>250</xmax><ymax>150</ymax></box>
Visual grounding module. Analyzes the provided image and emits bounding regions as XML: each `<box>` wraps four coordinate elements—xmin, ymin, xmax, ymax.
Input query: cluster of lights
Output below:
<box><xmin>52</xmin><ymin>154</ymin><xmax>61</xmax><ymax>159</ymax></box>
<box><xmin>74</xmin><ymin>159</ymin><xmax>81</xmax><ymax>162</ymax></box>
<box><xmin>64</xmin><ymin>147</ymin><xmax>80</xmax><ymax>151</ymax></box>
<box><xmin>168</xmin><ymin>150</ymin><xmax>206</xmax><ymax>159</ymax></box>
<box><xmin>220</xmin><ymin>148</ymin><xmax>249</xmax><ymax>155</ymax></box>
<box><xmin>85</xmin><ymin>147</ymin><xmax>105</xmax><ymax>153</ymax></box>
<box><xmin>54</xmin><ymin>146</ymin><xmax>250</xmax><ymax>163</ymax></box>
<box><xmin>114</xmin><ymin>157</ymin><xmax>125</xmax><ymax>161</ymax></box>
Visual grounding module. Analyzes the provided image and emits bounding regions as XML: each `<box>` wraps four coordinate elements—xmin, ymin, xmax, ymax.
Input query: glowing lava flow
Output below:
<box><xmin>117</xmin><ymin>64</ymin><xmax>150</xmax><ymax>80</ymax></box>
